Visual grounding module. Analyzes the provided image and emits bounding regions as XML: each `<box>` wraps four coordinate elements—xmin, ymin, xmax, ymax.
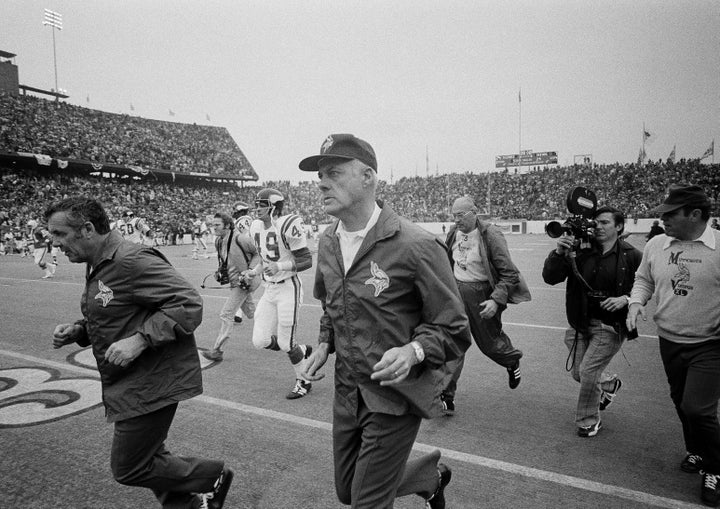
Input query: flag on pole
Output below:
<box><xmin>205</xmin><ymin>113</ymin><xmax>211</xmax><ymax>121</ymax></box>
<box><xmin>168</xmin><ymin>109</ymin><xmax>175</xmax><ymax>117</ymax></box>
<box><xmin>518</xmin><ymin>88</ymin><xmax>521</xmax><ymax>103</ymax></box>
<box><xmin>668</xmin><ymin>145</ymin><xmax>676</xmax><ymax>163</ymax></box>
<box><xmin>86</xmin><ymin>94</ymin><xmax>90</xmax><ymax>103</ymax></box>
<box><xmin>130</xmin><ymin>103</ymin><xmax>135</xmax><ymax>111</ymax></box>
<box><xmin>701</xmin><ymin>140</ymin><xmax>714</xmax><ymax>160</ymax></box>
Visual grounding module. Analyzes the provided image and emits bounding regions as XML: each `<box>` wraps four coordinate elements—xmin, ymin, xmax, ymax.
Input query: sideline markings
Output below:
<box><xmin>0</xmin><ymin>347</ymin><xmax>696</xmax><ymax>508</ymax></box>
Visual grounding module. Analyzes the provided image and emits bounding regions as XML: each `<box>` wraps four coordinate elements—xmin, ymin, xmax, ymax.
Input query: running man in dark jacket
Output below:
<box><xmin>47</xmin><ymin>197</ymin><xmax>233</xmax><ymax>509</ymax></box>
<box><xmin>299</xmin><ymin>134</ymin><xmax>470</xmax><ymax>509</ymax></box>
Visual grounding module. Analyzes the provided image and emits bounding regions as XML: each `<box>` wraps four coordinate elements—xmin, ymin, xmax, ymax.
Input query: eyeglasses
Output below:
<box><xmin>451</xmin><ymin>210</ymin><xmax>473</xmax><ymax>220</ymax></box>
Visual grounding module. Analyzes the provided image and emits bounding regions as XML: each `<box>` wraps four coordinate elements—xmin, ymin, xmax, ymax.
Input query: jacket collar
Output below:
<box><xmin>336</xmin><ymin>202</ymin><xmax>382</xmax><ymax>240</ymax></box>
<box><xmin>326</xmin><ymin>200</ymin><xmax>400</xmax><ymax>242</ymax></box>
<box><xmin>448</xmin><ymin>215</ymin><xmax>486</xmax><ymax>239</ymax></box>
<box><xmin>88</xmin><ymin>230</ymin><xmax>124</xmax><ymax>277</ymax></box>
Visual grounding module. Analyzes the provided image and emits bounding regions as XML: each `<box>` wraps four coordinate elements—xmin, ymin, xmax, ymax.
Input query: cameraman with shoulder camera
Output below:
<box><xmin>543</xmin><ymin>205</ymin><xmax>642</xmax><ymax>437</ymax></box>
<box><xmin>202</xmin><ymin>212</ymin><xmax>261</xmax><ymax>362</ymax></box>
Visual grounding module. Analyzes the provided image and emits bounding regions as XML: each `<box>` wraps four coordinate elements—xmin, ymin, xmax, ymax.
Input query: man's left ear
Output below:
<box><xmin>362</xmin><ymin>167</ymin><xmax>374</xmax><ymax>185</ymax></box>
<box><xmin>82</xmin><ymin>221</ymin><xmax>96</xmax><ymax>238</ymax></box>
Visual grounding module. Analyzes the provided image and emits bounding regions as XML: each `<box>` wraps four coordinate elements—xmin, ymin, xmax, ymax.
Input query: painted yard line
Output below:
<box><xmin>0</xmin><ymin>276</ymin><xmax>84</xmax><ymax>286</ymax></box>
<box><xmin>411</xmin><ymin>443</ymin><xmax>704</xmax><ymax>509</ymax></box>
<box><xmin>0</xmin><ymin>348</ymin><xmax>695</xmax><ymax>508</ymax></box>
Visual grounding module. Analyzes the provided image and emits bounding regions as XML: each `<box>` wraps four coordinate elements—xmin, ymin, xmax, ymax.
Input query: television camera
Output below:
<box><xmin>545</xmin><ymin>186</ymin><xmax>598</xmax><ymax>247</ymax></box>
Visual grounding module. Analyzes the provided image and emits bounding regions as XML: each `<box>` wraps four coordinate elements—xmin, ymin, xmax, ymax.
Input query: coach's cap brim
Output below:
<box><xmin>299</xmin><ymin>134</ymin><xmax>377</xmax><ymax>172</ymax></box>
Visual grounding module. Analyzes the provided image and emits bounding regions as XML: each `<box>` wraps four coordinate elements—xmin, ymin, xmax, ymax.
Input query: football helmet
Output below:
<box><xmin>255</xmin><ymin>188</ymin><xmax>284</xmax><ymax>217</ymax></box>
<box><xmin>235</xmin><ymin>215</ymin><xmax>252</xmax><ymax>234</ymax></box>
<box><xmin>232</xmin><ymin>201</ymin><xmax>251</xmax><ymax>219</ymax></box>
<box><xmin>122</xmin><ymin>210</ymin><xmax>134</xmax><ymax>219</ymax></box>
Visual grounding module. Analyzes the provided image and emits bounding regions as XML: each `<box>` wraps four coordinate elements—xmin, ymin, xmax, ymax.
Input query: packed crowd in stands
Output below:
<box><xmin>2</xmin><ymin>91</ymin><xmax>719</xmax><ymax>253</ymax></box>
<box><xmin>0</xmin><ymin>92</ymin><xmax>256</xmax><ymax>178</ymax></box>
<box><xmin>2</xmin><ymin>155</ymin><xmax>719</xmax><ymax>254</ymax></box>
<box><xmin>388</xmin><ymin>157</ymin><xmax>720</xmax><ymax>222</ymax></box>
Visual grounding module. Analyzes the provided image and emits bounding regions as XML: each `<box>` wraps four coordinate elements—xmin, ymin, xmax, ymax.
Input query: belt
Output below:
<box><xmin>267</xmin><ymin>279</ymin><xmax>286</xmax><ymax>284</ymax></box>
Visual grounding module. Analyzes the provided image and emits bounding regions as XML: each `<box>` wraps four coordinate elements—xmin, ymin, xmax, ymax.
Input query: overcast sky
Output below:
<box><xmin>2</xmin><ymin>0</ymin><xmax>718</xmax><ymax>183</ymax></box>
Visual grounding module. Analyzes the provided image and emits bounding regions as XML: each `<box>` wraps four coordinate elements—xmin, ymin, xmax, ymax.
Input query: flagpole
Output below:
<box><xmin>52</xmin><ymin>28</ymin><xmax>58</xmax><ymax>101</ymax></box>
<box><xmin>426</xmin><ymin>144</ymin><xmax>429</xmax><ymax>177</ymax></box>
<box><xmin>642</xmin><ymin>122</ymin><xmax>645</xmax><ymax>160</ymax></box>
<box><xmin>518</xmin><ymin>87</ymin><xmax>522</xmax><ymax>174</ymax></box>
<box><xmin>43</xmin><ymin>9</ymin><xmax>63</xmax><ymax>103</ymax></box>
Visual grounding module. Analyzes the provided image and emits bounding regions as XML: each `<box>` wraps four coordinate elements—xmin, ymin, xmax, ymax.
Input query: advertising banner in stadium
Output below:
<box><xmin>495</xmin><ymin>150</ymin><xmax>558</xmax><ymax>168</ymax></box>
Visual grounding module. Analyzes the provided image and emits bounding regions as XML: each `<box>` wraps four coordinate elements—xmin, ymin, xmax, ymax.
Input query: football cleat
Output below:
<box><xmin>426</xmin><ymin>463</ymin><xmax>452</xmax><ymax>509</ymax></box>
<box><xmin>201</xmin><ymin>349</ymin><xmax>224</xmax><ymax>362</ymax></box>
<box><xmin>599</xmin><ymin>378</ymin><xmax>623</xmax><ymax>411</ymax></box>
<box><xmin>681</xmin><ymin>453</ymin><xmax>704</xmax><ymax>474</ymax></box>
<box><xmin>507</xmin><ymin>361</ymin><xmax>521</xmax><ymax>389</ymax></box>
<box><xmin>202</xmin><ymin>467</ymin><xmax>234</xmax><ymax>509</ymax></box>
<box><xmin>440</xmin><ymin>394</ymin><xmax>455</xmax><ymax>416</ymax></box>
<box><xmin>286</xmin><ymin>379</ymin><xmax>312</xmax><ymax>399</ymax></box>
<box><xmin>578</xmin><ymin>420</ymin><xmax>602</xmax><ymax>437</ymax></box>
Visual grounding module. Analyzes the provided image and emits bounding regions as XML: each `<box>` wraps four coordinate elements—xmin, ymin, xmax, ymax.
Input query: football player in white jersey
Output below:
<box><xmin>242</xmin><ymin>188</ymin><xmax>315</xmax><ymax>399</ymax></box>
<box><xmin>27</xmin><ymin>219</ymin><xmax>57</xmax><ymax>278</ymax></box>
<box><xmin>232</xmin><ymin>201</ymin><xmax>253</xmax><ymax>323</ymax></box>
<box><xmin>115</xmin><ymin>210</ymin><xmax>154</xmax><ymax>245</ymax></box>
<box><xmin>191</xmin><ymin>216</ymin><xmax>210</xmax><ymax>260</ymax></box>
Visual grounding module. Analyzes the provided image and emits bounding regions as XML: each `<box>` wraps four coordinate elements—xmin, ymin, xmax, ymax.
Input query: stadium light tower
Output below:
<box><xmin>43</xmin><ymin>9</ymin><xmax>62</xmax><ymax>102</ymax></box>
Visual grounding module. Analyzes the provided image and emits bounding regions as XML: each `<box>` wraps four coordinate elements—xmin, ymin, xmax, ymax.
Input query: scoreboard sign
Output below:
<box><xmin>495</xmin><ymin>150</ymin><xmax>558</xmax><ymax>168</ymax></box>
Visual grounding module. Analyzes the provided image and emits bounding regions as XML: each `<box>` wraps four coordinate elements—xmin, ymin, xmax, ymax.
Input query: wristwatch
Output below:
<box><xmin>410</xmin><ymin>341</ymin><xmax>425</xmax><ymax>363</ymax></box>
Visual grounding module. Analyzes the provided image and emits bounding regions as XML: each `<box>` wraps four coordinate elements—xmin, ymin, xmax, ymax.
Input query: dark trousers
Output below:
<box><xmin>332</xmin><ymin>394</ymin><xmax>440</xmax><ymax>509</ymax></box>
<box><xmin>444</xmin><ymin>280</ymin><xmax>523</xmax><ymax>397</ymax></box>
<box><xmin>660</xmin><ymin>338</ymin><xmax>720</xmax><ymax>474</ymax></box>
<box><xmin>110</xmin><ymin>403</ymin><xmax>224</xmax><ymax>509</ymax></box>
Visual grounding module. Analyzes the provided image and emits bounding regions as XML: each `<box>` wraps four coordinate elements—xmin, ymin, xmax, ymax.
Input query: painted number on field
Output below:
<box><xmin>0</xmin><ymin>347</ymin><xmax>216</xmax><ymax>428</ymax></box>
<box><xmin>0</xmin><ymin>367</ymin><xmax>103</xmax><ymax>428</ymax></box>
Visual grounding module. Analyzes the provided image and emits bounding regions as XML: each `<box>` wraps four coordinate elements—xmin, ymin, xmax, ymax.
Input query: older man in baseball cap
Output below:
<box><xmin>299</xmin><ymin>134</ymin><xmax>470</xmax><ymax>508</ymax></box>
<box><xmin>627</xmin><ymin>184</ymin><xmax>720</xmax><ymax>506</ymax></box>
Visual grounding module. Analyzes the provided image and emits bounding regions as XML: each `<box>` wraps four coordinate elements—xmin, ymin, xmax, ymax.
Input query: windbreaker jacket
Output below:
<box><xmin>542</xmin><ymin>239</ymin><xmax>642</xmax><ymax>332</ymax></box>
<box><xmin>314</xmin><ymin>203</ymin><xmax>470</xmax><ymax>419</ymax></box>
<box><xmin>73</xmin><ymin>230</ymin><xmax>204</xmax><ymax>422</ymax></box>
<box><xmin>446</xmin><ymin>219</ymin><xmax>531</xmax><ymax>306</ymax></box>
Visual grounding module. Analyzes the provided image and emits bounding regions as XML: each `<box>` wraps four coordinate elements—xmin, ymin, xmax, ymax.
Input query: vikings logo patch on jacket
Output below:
<box><xmin>365</xmin><ymin>261</ymin><xmax>389</xmax><ymax>297</ymax></box>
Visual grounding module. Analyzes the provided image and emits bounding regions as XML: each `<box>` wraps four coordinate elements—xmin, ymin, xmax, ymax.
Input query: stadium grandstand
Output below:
<box><xmin>0</xmin><ymin>92</ymin><xmax>257</xmax><ymax>180</ymax></box>
<box><xmin>1</xmin><ymin>90</ymin><xmax>719</xmax><ymax>252</ymax></box>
